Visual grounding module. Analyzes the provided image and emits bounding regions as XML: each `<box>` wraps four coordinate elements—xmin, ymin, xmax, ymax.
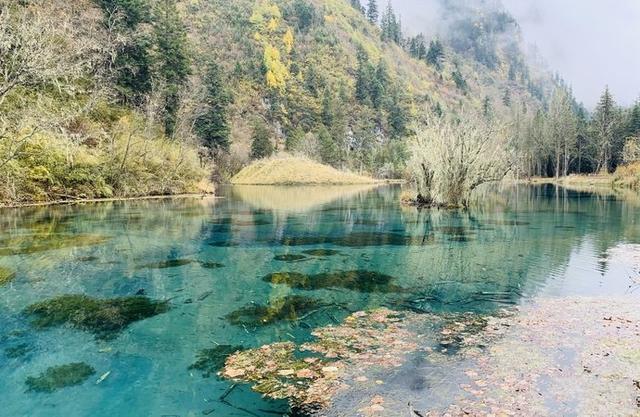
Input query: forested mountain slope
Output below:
<box><xmin>7</xmin><ymin>0</ymin><xmax>636</xmax><ymax>205</ymax></box>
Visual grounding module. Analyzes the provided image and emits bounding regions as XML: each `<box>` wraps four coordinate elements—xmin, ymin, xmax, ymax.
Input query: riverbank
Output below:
<box><xmin>0</xmin><ymin>192</ymin><xmax>217</xmax><ymax>209</ymax></box>
<box><xmin>231</xmin><ymin>155</ymin><xmax>388</xmax><ymax>185</ymax></box>
<box><xmin>526</xmin><ymin>162</ymin><xmax>640</xmax><ymax>191</ymax></box>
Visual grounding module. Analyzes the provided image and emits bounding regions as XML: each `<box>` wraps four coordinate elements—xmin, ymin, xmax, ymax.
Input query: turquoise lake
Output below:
<box><xmin>1</xmin><ymin>184</ymin><xmax>639</xmax><ymax>417</ymax></box>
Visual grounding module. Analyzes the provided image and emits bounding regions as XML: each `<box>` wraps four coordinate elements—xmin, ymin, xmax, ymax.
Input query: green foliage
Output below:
<box><xmin>250</xmin><ymin>122</ymin><xmax>274</xmax><ymax>160</ymax></box>
<box><xmin>452</xmin><ymin>67</ymin><xmax>467</xmax><ymax>91</ymax></box>
<box><xmin>366</xmin><ymin>0</ymin><xmax>378</xmax><ymax>23</ymax></box>
<box><xmin>153</xmin><ymin>0</ymin><xmax>190</xmax><ymax>137</ymax></box>
<box><xmin>408</xmin><ymin>34</ymin><xmax>427</xmax><ymax>60</ymax></box>
<box><xmin>288</xmin><ymin>0</ymin><xmax>316</xmax><ymax>33</ymax></box>
<box><xmin>380</xmin><ymin>2</ymin><xmax>402</xmax><ymax>44</ymax></box>
<box><xmin>426</xmin><ymin>39</ymin><xmax>445</xmax><ymax>70</ymax></box>
<box><xmin>26</xmin><ymin>363</ymin><xmax>95</xmax><ymax>393</ymax></box>
<box><xmin>195</xmin><ymin>62</ymin><xmax>231</xmax><ymax>153</ymax></box>
<box><xmin>318</xmin><ymin>125</ymin><xmax>339</xmax><ymax>167</ymax></box>
<box><xmin>285</xmin><ymin>127</ymin><xmax>305</xmax><ymax>152</ymax></box>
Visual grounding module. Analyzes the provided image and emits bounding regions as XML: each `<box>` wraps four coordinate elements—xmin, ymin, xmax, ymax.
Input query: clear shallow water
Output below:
<box><xmin>0</xmin><ymin>184</ymin><xmax>639</xmax><ymax>417</ymax></box>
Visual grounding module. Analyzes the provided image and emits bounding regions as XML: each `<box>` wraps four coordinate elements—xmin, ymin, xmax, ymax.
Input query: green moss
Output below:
<box><xmin>24</xmin><ymin>295</ymin><xmax>170</xmax><ymax>339</ymax></box>
<box><xmin>0</xmin><ymin>266</ymin><xmax>16</xmax><ymax>286</ymax></box>
<box><xmin>25</xmin><ymin>362</ymin><xmax>95</xmax><ymax>393</ymax></box>
<box><xmin>301</xmin><ymin>249</ymin><xmax>341</xmax><ymax>257</ymax></box>
<box><xmin>273</xmin><ymin>254</ymin><xmax>307</xmax><ymax>262</ymax></box>
<box><xmin>188</xmin><ymin>345</ymin><xmax>243</xmax><ymax>378</ymax></box>
<box><xmin>138</xmin><ymin>259</ymin><xmax>194</xmax><ymax>269</ymax></box>
<box><xmin>263</xmin><ymin>270</ymin><xmax>403</xmax><ymax>293</ymax></box>
<box><xmin>225</xmin><ymin>295</ymin><xmax>324</xmax><ymax>326</ymax></box>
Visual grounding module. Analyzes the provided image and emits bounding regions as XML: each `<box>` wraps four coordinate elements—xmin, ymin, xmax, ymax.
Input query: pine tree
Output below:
<box><xmin>426</xmin><ymin>39</ymin><xmax>444</xmax><ymax>71</ymax></box>
<box><xmin>355</xmin><ymin>47</ymin><xmax>373</xmax><ymax>104</ymax></box>
<box><xmin>154</xmin><ymin>0</ymin><xmax>190</xmax><ymax>137</ymax></box>
<box><xmin>482</xmin><ymin>96</ymin><xmax>492</xmax><ymax>119</ymax></box>
<box><xmin>502</xmin><ymin>88</ymin><xmax>511</xmax><ymax>107</ymax></box>
<box><xmin>250</xmin><ymin>122</ymin><xmax>274</xmax><ymax>160</ymax></box>
<box><xmin>408</xmin><ymin>35</ymin><xmax>427</xmax><ymax>60</ymax></box>
<box><xmin>591</xmin><ymin>86</ymin><xmax>617</xmax><ymax>173</ymax></box>
<box><xmin>321</xmin><ymin>88</ymin><xmax>335</xmax><ymax>127</ymax></box>
<box><xmin>96</xmin><ymin>0</ymin><xmax>152</xmax><ymax>105</ymax></box>
<box><xmin>350</xmin><ymin>0</ymin><xmax>364</xmax><ymax>13</ymax></box>
<box><xmin>370</xmin><ymin>60</ymin><xmax>389</xmax><ymax>109</ymax></box>
<box><xmin>366</xmin><ymin>0</ymin><xmax>378</xmax><ymax>23</ymax></box>
<box><xmin>194</xmin><ymin>62</ymin><xmax>230</xmax><ymax>154</ymax></box>
<box><xmin>387</xmin><ymin>89</ymin><xmax>407</xmax><ymax>138</ymax></box>
<box><xmin>628</xmin><ymin>100</ymin><xmax>640</xmax><ymax>137</ymax></box>
<box><xmin>318</xmin><ymin>126</ymin><xmax>339</xmax><ymax>166</ymax></box>
<box><xmin>285</xmin><ymin>127</ymin><xmax>305</xmax><ymax>152</ymax></box>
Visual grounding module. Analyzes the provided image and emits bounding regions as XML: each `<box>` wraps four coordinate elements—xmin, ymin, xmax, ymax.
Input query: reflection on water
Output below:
<box><xmin>0</xmin><ymin>185</ymin><xmax>638</xmax><ymax>417</ymax></box>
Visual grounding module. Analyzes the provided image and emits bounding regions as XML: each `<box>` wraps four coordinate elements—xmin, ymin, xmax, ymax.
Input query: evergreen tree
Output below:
<box><xmin>370</xmin><ymin>60</ymin><xmax>389</xmax><ymax>109</ymax></box>
<box><xmin>628</xmin><ymin>100</ymin><xmax>640</xmax><ymax>137</ymax></box>
<box><xmin>318</xmin><ymin>126</ymin><xmax>339</xmax><ymax>166</ymax></box>
<box><xmin>426</xmin><ymin>39</ymin><xmax>445</xmax><ymax>70</ymax></box>
<box><xmin>292</xmin><ymin>0</ymin><xmax>316</xmax><ymax>33</ymax></box>
<box><xmin>482</xmin><ymin>96</ymin><xmax>492</xmax><ymax>119</ymax></box>
<box><xmin>366</xmin><ymin>0</ymin><xmax>378</xmax><ymax>24</ymax></box>
<box><xmin>285</xmin><ymin>127</ymin><xmax>305</xmax><ymax>152</ymax></box>
<box><xmin>451</xmin><ymin>67</ymin><xmax>467</xmax><ymax>91</ymax></box>
<box><xmin>321</xmin><ymin>88</ymin><xmax>335</xmax><ymax>127</ymax></box>
<box><xmin>355</xmin><ymin>47</ymin><xmax>373</xmax><ymax>104</ymax></box>
<box><xmin>250</xmin><ymin>122</ymin><xmax>274</xmax><ymax>159</ymax></box>
<box><xmin>194</xmin><ymin>62</ymin><xmax>230</xmax><ymax>154</ymax></box>
<box><xmin>408</xmin><ymin>34</ymin><xmax>427</xmax><ymax>60</ymax></box>
<box><xmin>591</xmin><ymin>87</ymin><xmax>617</xmax><ymax>173</ymax></box>
<box><xmin>96</xmin><ymin>0</ymin><xmax>152</xmax><ymax>105</ymax></box>
<box><xmin>350</xmin><ymin>0</ymin><xmax>364</xmax><ymax>13</ymax></box>
<box><xmin>387</xmin><ymin>89</ymin><xmax>407</xmax><ymax>138</ymax></box>
<box><xmin>502</xmin><ymin>88</ymin><xmax>511</xmax><ymax>107</ymax></box>
<box><xmin>154</xmin><ymin>0</ymin><xmax>190</xmax><ymax>138</ymax></box>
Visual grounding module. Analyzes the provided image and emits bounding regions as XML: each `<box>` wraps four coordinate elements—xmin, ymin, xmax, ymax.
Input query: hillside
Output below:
<box><xmin>231</xmin><ymin>155</ymin><xmax>377</xmax><ymax>184</ymax></box>
<box><xmin>0</xmin><ymin>0</ymin><xmax>563</xmax><ymax>205</ymax></box>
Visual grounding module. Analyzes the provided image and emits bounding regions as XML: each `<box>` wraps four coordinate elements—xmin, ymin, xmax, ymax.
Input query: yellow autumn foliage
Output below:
<box><xmin>264</xmin><ymin>44</ymin><xmax>288</xmax><ymax>90</ymax></box>
<box><xmin>283</xmin><ymin>28</ymin><xmax>294</xmax><ymax>54</ymax></box>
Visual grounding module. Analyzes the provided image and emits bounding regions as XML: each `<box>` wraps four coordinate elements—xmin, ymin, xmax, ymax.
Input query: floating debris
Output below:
<box><xmin>25</xmin><ymin>362</ymin><xmax>95</xmax><ymax>393</ymax></box>
<box><xmin>0</xmin><ymin>266</ymin><xmax>16</xmax><ymax>286</ymax></box>
<box><xmin>225</xmin><ymin>296</ymin><xmax>325</xmax><ymax>326</ymax></box>
<box><xmin>222</xmin><ymin>309</ymin><xmax>421</xmax><ymax>409</ymax></box>
<box><xmin>263</xmin><ymin>270</ymin><xmax>404</xmax><ymax>293</ymax></box>
<box><xmin>24</xmin><ymin>295</ymin><xmax>170</xmax><ymax>339</ymax></box>
<box><xmin>301</xmin><ymin>249</ymin><xmax>341</xmax><ymax>257</ymax></box>
<box><xmin>95</xmin><ymin>371</ymin><xmax>111</xmax><ymax>385</ymax></box>
<box><xmin>189</xmin><ymin>345</ymin><xmax>243</xmax><ymax>378</ymax></box>
<box><xmin>273</xmin><ymin>254</ymin><xmax>307</xmax><ymax>262</ymax></box>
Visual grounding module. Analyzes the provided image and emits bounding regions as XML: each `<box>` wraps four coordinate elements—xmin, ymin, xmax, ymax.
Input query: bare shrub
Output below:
<box><xmin>409</xmin><ymin>115</ymin><xmax>512</xmax><ymax>207</ymax></box>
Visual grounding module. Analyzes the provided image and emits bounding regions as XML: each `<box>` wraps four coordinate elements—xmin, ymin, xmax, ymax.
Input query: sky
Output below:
<box><xmin>393</xmin><ymin>0</ymin><xmax>640</xmax><ymax>108</ymax></box>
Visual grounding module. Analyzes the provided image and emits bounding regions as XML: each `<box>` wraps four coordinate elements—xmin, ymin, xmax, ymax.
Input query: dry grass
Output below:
<box><xmin>230</xmin><ymin>154</ymin><xmax>379</xmax><ymax>185</ymax></box>
<box><xmin>614</xmin><ymin>162</ymin><xmax>640</xmax><ymax>190</ymax></box>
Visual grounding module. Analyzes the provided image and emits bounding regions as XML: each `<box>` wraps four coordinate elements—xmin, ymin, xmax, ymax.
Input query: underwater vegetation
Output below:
<box><xmin>301</xmin><ymin>249</ymin><xmax>341</xmax><ymax>257</ymax></box>
<box><xmin>188</xmin><ymin>345</ymin><xmax>243</xmax><ymax>378</ymax></box>
<box><xmin>225</xmin><ymin>295</ymin><xmax>325</xmax><ymax>326</ymax></box>
<box><xmin>483</xmin><ymin>219</ymin><xmax>530</xmax><ymax>226</ymax></box>
<box><xmin>209</xmin><ymin>218</ymin><xmax>271</xmax><ymax>226</ymax></box>
<box><xmin>5</xmin><ymin>343</ymin><xmax>32</xmax><ymax>359</ymax></box>
<box><xmin>0</xmin><ymin>234</ymin><xmax>109</xmax><ymax>256</ymax></box>
<box><xmin>137</xmin><ymin>259</ymin><xmax>194</xmax><ymax>269</ymax></box>
<box><xmin>262</xmin><ymin>270</ymin><xmax>404</xmax><ymax>293</ymax></box>
<box><xmin>274</xmin><ymin>232</ymin><xmax>429</xmax><ymax>247</ymax></box>
<box><xmin>25</xmin><ymin>362</ymin><xmax>95</xmax><ymax>393</ymax></box>
<box><xmin>24</xmin><ymin>295</ymin><xmax>170</xmax><ymax>339</ymax></box>
<box><xmin>137</xmin><ymin>259</ymin><xmax>225</xmax><ymax>269</ymax></box>
<box><xmin>0</xmin><ymin>266</ymin><xmax>16</xmax><ymax>285</ymax></box>
<box><xmin>273</xmin><ymin>254</ymin><xmax>308</xmax><ymax>262</ymax></box>
<box><xmin>199</xmin><ymin>261</ymin><xmax>225</xmax><ymax>269</ymax></box>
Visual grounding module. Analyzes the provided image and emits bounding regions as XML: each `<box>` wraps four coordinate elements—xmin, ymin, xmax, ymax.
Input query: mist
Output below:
<box><xmin>393</xmin><ymin>0</ymin><xmax>640</xmax><ymax>108</ymax></box>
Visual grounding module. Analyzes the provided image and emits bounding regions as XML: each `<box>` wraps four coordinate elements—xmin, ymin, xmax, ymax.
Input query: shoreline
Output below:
<box><xmin>0</xmin><ymin>193</ymin><xmax>220</xmax><ymax>210</ymax></box>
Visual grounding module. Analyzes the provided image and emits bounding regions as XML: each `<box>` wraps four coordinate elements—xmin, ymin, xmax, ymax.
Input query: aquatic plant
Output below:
<box><xmin>24</xmin><ymin>295</ymin><xmax>170</xmax><ymax>339</ymax></box>
<box><xmin>301</xmin><ymin>249</ymin><xmax>341</xmax><ymax>257</ymax></box>
<box><xmin>5</xmin><ymin>343</ymin><xmax>31</xmax><ymax>359</ymax></box>
<box><xmin>189</xmin><ymin>345</ymin><xmax>243</xmax><ymax>378</ymax></box>
<box><xmin>0</xmin><ymin>266</ymin><xmax>16</xmax><ymax>285</ymax></box>
<box><xmin>0</xmin><ymin>234</ymin><xmax>108</xmax><ymax>256</ymax></box>
<box><xmin>263</xmin><ymin>270</ymin><xmax>403</xmax><ymax>293</ymax></box>
<box><xmin>198</xmin><ymin>261</ymin><xmax>225</xmax><ymax>269</ymax></box>
<box><xmin>225</xmin><ymin>295</ymin><xmax>324</xmax><ymax>326</ymax></box>
<box><xmin>273</xmin><ymin>254</ymin><xmax>307</xmax><ymax>262</ymax></box>
<box><xmin>277</xmin><ymin>232</ymin><xmax>425</xmax><ymax>247</ymax></box>
<box><xmin>137</xmin><ymin>259</ymin><xmax>194</xmax><ymax>269</ymax></box>
<box><xmin>25</xmin><ymin>362</ymin><xmax>95</xmax><ymax>393</ymax></box>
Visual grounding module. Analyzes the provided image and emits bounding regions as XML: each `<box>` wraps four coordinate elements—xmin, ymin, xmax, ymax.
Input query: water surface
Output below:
<box><xmin>0</xmin><ymin>184</ymin><xmax>638</xmax><ymax>416</ymax></box>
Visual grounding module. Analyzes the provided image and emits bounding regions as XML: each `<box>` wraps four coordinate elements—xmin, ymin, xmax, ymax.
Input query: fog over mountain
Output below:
<box><xmin>393</xmin><ymin>0</ymin><xmax>640</xmax><ymax>108</ymax></box>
